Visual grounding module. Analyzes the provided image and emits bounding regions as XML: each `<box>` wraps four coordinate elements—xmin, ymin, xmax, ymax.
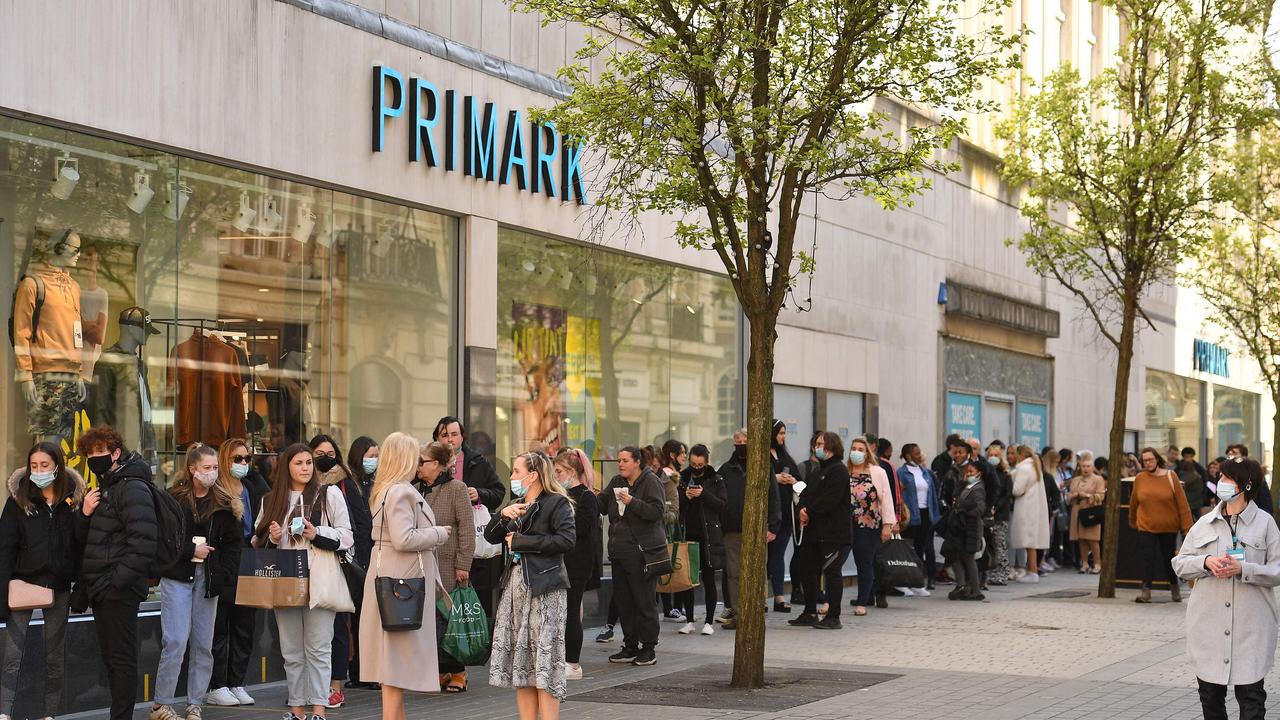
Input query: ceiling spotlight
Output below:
<box><xmin>125</xmin><ymin>170</ymin><xmax>155</xmax><ymax>214</ymax></box>
<box><xmin>521</xmin><ymin>259</ymin><xmax>536</xmax><ymax>273</ymax></box>
<box><xmin>49</xmin><ymin>152</ymin><xmax>79</xmax><ymax>201</ymax></box>
<box><xmin>558</xmin><ymin>270</ymin><xmax>574</xmax><ymax>290</ymax></box>
<box><xmin>163</xmin><ymin>181</ymin><xmax>191</xmax><ymax>221</ymax></box>
<box><xmin>584</xmin><ymin>275</ymin><xmax>598</xmax><ymax>295</ymax></box>
<box><xmin>232</xmin><ymin>190</ymin><xmax>257</xmax><ymax>233</ymax></box>
<box><xmin>259</xmin><ymin>195</ymin><xmax>282</xmax><ymax>234</ymax></box>
<box><xmin>372</xmin><ymin>223</ymin><xmax>394</xmax><ymax>258</ymax></box>
<box><xmin>292</xmin><ymin>203</ymin><xmax>316</xmax><ymax>243</ymax></box>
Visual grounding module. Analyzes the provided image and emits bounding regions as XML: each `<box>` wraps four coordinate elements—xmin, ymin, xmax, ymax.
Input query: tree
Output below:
<box><xmin>996</xmin><ymin>0</ymin><xmax>1265</xmax><ymax>597</ymax></box>
<box><xmin>1194</xmin><ymin>126</ymin><xmax>1280</xmax><ymax>503</ymax></box>
<box><xmin>513</xmin><ymin>0</ymin><xmax>1016</xmax><ymax>686</ymax></box>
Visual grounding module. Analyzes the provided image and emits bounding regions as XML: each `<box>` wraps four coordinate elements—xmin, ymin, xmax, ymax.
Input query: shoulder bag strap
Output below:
<box><xmin>374</xmin><ymin>490</ymin><xmax>425</xmax><ymax>578</ymax></box>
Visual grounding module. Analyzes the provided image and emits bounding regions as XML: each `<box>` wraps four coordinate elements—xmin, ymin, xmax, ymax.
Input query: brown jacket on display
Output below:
<box><xmin>12</xmin><ymin>263</ymin><xmax>84</xmax><ymax>381</ymax></box>
<box><xmin>169</xmin><ymin>331</ymin><xmax>246</xmax><ymax>445</ymax></box>
<box><xmin>1128</xmin><ymin>469</ymin><xmax>1194</xmax><ymax>534</ymax></box>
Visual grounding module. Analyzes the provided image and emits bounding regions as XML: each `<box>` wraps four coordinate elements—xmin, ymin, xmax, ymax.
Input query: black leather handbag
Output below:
<box><xmin>339</xmin><ymin>552</ymin><xmax>366</xmax><ymax>610</ymax></box>
<box><xmin>373</xmin><ymin>504</ymin><xmax>426</xmax><ymax>632</ymax></box>
<box><xmin>625</xmin><ymin>521</ymin><xmax>672</xmax><ymax>579</ymax></box>
<box><xmin>1078</xmin><ymin>504</ymin><xmax>1105</xmax><ymax>527</ymax></box>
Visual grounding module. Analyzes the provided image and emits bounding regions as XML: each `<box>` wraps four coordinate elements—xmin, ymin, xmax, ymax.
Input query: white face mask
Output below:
<box><xmin>30</xmin><ymin>470</ymin><xmax>57</xmax><ymax>488</ymax></box>
<box><xmin>194</xmin><ymin>469</ymin><xmax>219</xmax><ymax>488</ymax></box>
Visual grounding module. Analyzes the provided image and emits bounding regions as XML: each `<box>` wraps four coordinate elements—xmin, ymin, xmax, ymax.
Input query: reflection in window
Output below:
<box><xmin>1144</xmin><ymin>370</ymin><xmax>1203</xmax><ymax>454</ymax></box>
<box><xmin>1212</xmin><ymin>386</ymin><xmax>1259</xmax><ymax>457</ymax></box>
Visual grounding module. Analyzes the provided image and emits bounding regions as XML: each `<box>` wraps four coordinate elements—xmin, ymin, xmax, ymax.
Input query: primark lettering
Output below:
<box><xmin>371</xmin><ymin>65</ymin><xmax>588</xmax><ymax>205</ymax></box>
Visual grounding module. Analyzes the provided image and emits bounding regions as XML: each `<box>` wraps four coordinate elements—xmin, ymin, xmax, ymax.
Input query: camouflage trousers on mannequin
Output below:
<box><xmin>26</xmin><ymin>374</ymin><xmax>80</xmax><ymax>440</ymax></box>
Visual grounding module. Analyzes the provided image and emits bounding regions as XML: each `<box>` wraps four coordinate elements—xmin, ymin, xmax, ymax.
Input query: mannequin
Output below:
<box><xmin>90</xmin><ymin>307</ymin><xmax>159</xmax><ymax>458</ymax></box>
<box><xmin>269</xmin><ymin>350</ymin><xmax>311</xmax><ymax>445</ymax></box>
<box><xmin>13</xmin><ymin>229</ymin><xmax>87</xmax><ymax>442</ymax></box>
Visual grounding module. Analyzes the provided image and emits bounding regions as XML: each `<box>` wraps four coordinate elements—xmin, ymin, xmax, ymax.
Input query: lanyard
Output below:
<box><xmin>1227</xmin><ymin>513</ymin><xmax>1241</xmax><ymax>549</ymax></box>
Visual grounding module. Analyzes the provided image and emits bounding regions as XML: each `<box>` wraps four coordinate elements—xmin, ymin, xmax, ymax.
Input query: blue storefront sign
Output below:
<box><xmin>1193</xmin><ymin>339</ymin><xmax>1230</xmax><ymax>377</ymax></box>
<box><xmin>946</xmin><ymin>391</ymin><xmax>982</xmax><ymax>440</ymax></box>
<box><xmin>1018</xmin><ymin>401</ymin><xmax>1049</xmax><ymax>450</ymax></box>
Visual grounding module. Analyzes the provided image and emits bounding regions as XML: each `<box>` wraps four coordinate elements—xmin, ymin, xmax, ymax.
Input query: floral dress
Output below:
<box><xmin>850</xmin><ymin>473</ymin><xmax>882</xmax><ymax>529</ymax></box>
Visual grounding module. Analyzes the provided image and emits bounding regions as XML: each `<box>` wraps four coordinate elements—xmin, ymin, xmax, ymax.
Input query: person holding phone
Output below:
<box><xmin>676</xmin><ymin>445</ymin><xmax>727</xmax><ymax>635</ymax></box>
<box><xmin>252</xmin><ymin>444</ymin><xmax>354</xmax><ymax>720</ymax></box>
<box><xmin>1173</xmin><ymin>458</ymin><xmax>1280</xmax><ymax>720</ymax></box>
<box><xmin>151</xmin><ymin>443</ymin><xmax>243</xmax><ymax>720</ymax></box>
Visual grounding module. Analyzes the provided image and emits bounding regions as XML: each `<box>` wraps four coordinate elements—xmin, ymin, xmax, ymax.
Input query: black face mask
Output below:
<box><xmin>732</xmin><ymin>445</ymin><xmax>748</xmax><ymax>463</ymax></box>
<box><xmin>87</xmin><ymin>454</ymin><xmax>115</xmax><ymax>479</ymax></box>
<box><xmin>315</xmin><ymin>456</ymin><xmax>339</xmax><ymax>474</ymax></box>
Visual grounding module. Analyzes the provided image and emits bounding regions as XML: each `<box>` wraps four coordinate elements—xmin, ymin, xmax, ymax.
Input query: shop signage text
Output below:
<box><xmin>945</xmin><ymin>391</ymin><xmax>981</xmax><ymax>441</ymax></box>
<box><xmin>371</xmin><ymin>65</ymin><xmax>587</xmax><ymax>205</ymax></box>
<box><xmin>1017</xmin><ymin>401</ymin><xmax>1048</xmax><ymax>450</ymax></box>
<box><xmin>1193</xmin><ymin>339</ymin><xmax>1230</xmax><ymax>378</ymax></box>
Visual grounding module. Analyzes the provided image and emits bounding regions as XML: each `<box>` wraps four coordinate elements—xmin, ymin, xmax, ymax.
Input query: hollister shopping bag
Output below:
<box><xmin>235</xmin><ymin>548</ymin><xmax>310</xmax><ymax>609</ymax></box>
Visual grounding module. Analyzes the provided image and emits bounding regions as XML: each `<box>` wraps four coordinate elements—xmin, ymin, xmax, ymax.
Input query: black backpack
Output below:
<box><xmin>7</xmin><ymin>274</ymin><xmax>46</xmax><ymax>347</ymax></box>
<box><xmin>125</xmin><ymin>478</ymin><xmax>186</xmax><ymax>577</ymax></box>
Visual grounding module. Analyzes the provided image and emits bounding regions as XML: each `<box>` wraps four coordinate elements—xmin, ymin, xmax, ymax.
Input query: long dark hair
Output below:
<box><xmin>309</xmin><ymin>433</ymin><xmax>350</xmax><ymax>473</ymax></box>
<box><xmin>347</xmin><ymin>435</ymin><xmax>378</xmax><ymax>487</ymax></box>
<box><xmin>254</xmin><ymin>443</ymin><xmax>318</xmax><ymax>545</ymax></box>
<box><xmin>15</xmin><ymin>442</ymin><xmax>74</xmax><ymax>514</ymax></box>
<box><xmin>660</xmin><ymin>439</ymin><xmax>686</xmax><ymax>471</ymax></box>
<box><xmin>771</xmin><ymin>419</ymin><xmax>797</xmax><ymax>472</ymax></box>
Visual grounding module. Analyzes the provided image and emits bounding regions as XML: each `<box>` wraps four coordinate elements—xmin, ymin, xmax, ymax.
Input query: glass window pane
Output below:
<box><xmin>1144</xmin><ymin>369</ymin><xmax>1203</xmax><ymax>454</ymax></box>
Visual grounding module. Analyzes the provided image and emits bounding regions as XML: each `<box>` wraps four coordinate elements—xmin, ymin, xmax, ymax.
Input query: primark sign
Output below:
<box><xmin>370</xmin><ymin>65</ymin><xmax>588</xmax><ymax>205</ymax></box>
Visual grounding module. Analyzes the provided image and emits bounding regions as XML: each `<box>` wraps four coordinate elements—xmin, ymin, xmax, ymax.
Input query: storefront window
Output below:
<box><xmin>495</xmin><ymin>229</ymin><xmax>741</xmax><ymax>484</ymax></box>
<box><xmin>1211</xmin><ymin>385</ymin><xmax>1259</xmax><ymax>458</ymax></box>
<box><xmin>1144</xmin><ymin>369</ymin><xmax>1203</xmax><ymax>454</ymax></box>
<box><xmin>0</xmin><ymin>115</ymin><xmax>456</xmax><ymax>489</ymax></box>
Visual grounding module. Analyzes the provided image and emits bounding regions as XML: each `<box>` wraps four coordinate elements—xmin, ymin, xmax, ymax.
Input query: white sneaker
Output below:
<box><xmin>701</xmin><ymin>622</ymin><xmax>714</xmax><ymax>635</ymax></box>
<box><xmin>1011</xmin><ymin>568</ymin><xmax>1026</xmax><ymax>580</ymax></box>
<box><xmin>1017</xmin><ymin>572</ymin><xmax>1040</xmax><ymax>583</ymax></box>
<box><xmin>204</xmin><ymin>688</ymin><xmax>239</xmax><ymax>706</ymax></box>
<box><xmin>565</xmin><ymin>662</ymin><xmax>583</xmax><ymax>680</ymax></box>
<box><xmin>231</xmin><ymin>687</ymin><xmax>255</xmax><ymax>705</ymax></box>
<box><xmin>897</xmin><ymin>586</ymin><xmax>916</xmax><ymax>597</ymax></box>
<box><xmin>1043</xmin><ymin>559</ymin><xmax>1058</xmax><ymax>571</ymax></box>
<box><xmin>915</xmin><ymin>587</ymin><xmax>931</xmax><ymax>597</ymax></box>
<box><xmin>678</xmin><ymin>622</ymin><xmax>695</xmax><ymax>635</ymax></box>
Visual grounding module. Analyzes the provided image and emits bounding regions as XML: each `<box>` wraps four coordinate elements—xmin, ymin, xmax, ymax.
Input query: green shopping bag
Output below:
<box><xmin>436</xmin><ymin>585</ymin><xmax>491</xmax><ymax>665</ymax></box>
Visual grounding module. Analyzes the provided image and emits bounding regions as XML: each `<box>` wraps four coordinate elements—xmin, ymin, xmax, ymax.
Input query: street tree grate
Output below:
<box><xmin>1026</xmin><ymin>590</ymin><xmax>1092</xmax><ymax>599</ymax></box>
<box><xmin>570</xmin><ymin>664</ymin><xmax>901</xmax><ymax>711</ymax></box>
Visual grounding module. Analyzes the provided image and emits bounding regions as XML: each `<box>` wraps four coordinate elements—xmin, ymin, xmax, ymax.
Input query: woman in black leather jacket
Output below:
<box><xmin>485</xmin><ymin>451</ymin><xmax>575</xmax><ymax>719</ymax></box>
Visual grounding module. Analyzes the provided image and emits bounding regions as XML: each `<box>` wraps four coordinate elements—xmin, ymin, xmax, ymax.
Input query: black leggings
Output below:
<box><xmin>1138</xmin><ymin>531</ymin><xmax>1179</xmax><ymax>589</ymax></box>
<box><xmin>800</xmin><ymin>541</ymin><xmax>845</xmax><ymax>619</ymax></box>
<box><xmin>1198</xmin><ymin>678</ymin><xmax>1266</xmax><ymax>720</ymax></box>
<box><xmin>565</xmin><ymin>581</ymin><xmax>586</xmax><ymax>663</ymax></box>
<box><xmin>678</xmin><ymin>542</ymin><xmax>718</xmax><ymax>621</ymax></box>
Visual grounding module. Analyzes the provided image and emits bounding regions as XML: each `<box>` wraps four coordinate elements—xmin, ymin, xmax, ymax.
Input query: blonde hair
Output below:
<box><xmin>371</xmin><ymin>432</ymin><xmax>421</xmax><ymax>505</ymax></box>
<box><xmin>846</xmin><ymin>435</ymin><xmax>874</xmax><ymax>471</ymax></box>
<box><xmin>1013</xmin><ymin>444</ymin><xmax>1043</xmax><ymax>477</ymax></box>
<box><xmin>514</xmin><ymin>450</ymin><xmax>570</xmax><ymax>504</ymax></box>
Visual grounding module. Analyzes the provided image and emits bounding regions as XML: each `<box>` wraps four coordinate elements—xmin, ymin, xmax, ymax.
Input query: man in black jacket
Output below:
<box><xmin>603</xmin><ymin>446</ymin><xmax>667</xmax><ymax>666</ymax></box>
<box><xmin>717</xmin><ymin>429</ymin><xmax>780</xmax><ymax>630</ymax></box>
<box><xmin>434</xmin><ymin>416</ymin><xmax>506</xmax><ymax>620</ymax></box>
<box><xmin>75</xmin><ymin>426</ymin><xmax>157</xmax><ymax>720</ymax></box>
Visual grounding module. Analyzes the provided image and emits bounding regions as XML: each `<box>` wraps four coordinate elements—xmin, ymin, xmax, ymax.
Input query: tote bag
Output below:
<box><xmin>235</xmin><ymin>548</ymin><xmax>309</xmax><ymax>609</ymax></box>
<box><xmin>472</xmin><ymin>504</ymin><xmax>503</xmax><ymax>559</ymax></box>
<box><xmin>309</xmin><ymin>546</ymin><xmax>355</xmax><ymax>612</ymax></box>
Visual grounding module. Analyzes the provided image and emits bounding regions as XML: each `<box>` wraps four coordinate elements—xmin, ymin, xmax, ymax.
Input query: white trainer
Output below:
<box><xmin>231</xmin><ymin>687</ymin><xmax>255</xmax><ymax>705</ymax></box>
<box><xmin>1017</xmin><ymin>572</ymin><xmax>1040</xmax><ymax>583</ymax></box>
<box><xmin>897</xmin><ymin>587</ymin><xmax>916</xmax><ymax>597</ymax></box>
<box><xmin>678</xmin><ymin>622</ymin><xmax>695</xmax><ymax>635</ymax></box>
<box><xmin>915</xmin><ymin>587</ymin><xmax>931</xmax><ymax>597</ymax></box>
<box><xmin>204</xmin><ymin>688</ymin><xmax>239</xmax><ymax>706</ymax></box>
<box><xmin>565</xmin><ymin>662</ymin><xmax>584</xmax><ymax>680</ymax></box>
<box><xmin>701</xmin><ymin>622</ymin><xmax>714</xmax><ymax>636</ymax></box>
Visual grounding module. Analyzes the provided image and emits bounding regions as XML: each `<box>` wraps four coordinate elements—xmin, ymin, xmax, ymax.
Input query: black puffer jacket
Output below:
<box><xmin>0</xmin><ymin>468</ymin><xmax>87</xmax><ymax>619</ymax></box>
<box><xmin>718</xmin><ymin>455</ymin><xmax>782</xmax><ymax>534</ymax></box>
<box><xmin>485</xmin><ymin>492</ymin><xmax>576</xmax><ymax>597</ymax></box>
<box><xmin>78</xmin><ymin>452</ymin><xmax>158</xmax><ymax>603</ymax></box>
<box><xmin>796</xmin><ymin>457</ymin><xmax>851</xmax><ymax>545</ymax></box>
<box><xmin>161</xmin><ymin>493</ymin><xmax>243</xmax><ymax>598</ymax></box>
<box><xmin>565</xmin><ymin>484</ymin><xmax>601</xmax><ymax>590</ymax></box>
<box><xmin>678</xmin><ymin>465</ymin><xmax>727</xmax><ymax>568</ymax></box>
<box><xmin>463</xmin><ymin>444</ymin><xmax>505</xmax><ymax>512</ymax></box>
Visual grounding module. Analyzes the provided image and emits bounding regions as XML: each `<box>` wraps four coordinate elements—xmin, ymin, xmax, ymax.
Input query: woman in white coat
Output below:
<box><xmin>1008</xmin><ymin>445</ymin><xmax>1049</xmax><ymax>582</ymax></box>
<box><xmin>360</xmin><ymin>432</ymin><xmax>451</xmax><ymax>720</ymax></box>
<box><xmin>1172</xmin><ymin>458</ymin><xmax>1280</xmax><ymax>720</ymax></box>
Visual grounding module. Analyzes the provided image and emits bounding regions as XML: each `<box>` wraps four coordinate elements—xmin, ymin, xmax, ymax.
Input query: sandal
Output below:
<box><xmin>439</xmin><ymin>673</ymin><xmax>452</xmax><ymax>690</ymax></box>
<box><xmin>773</xmin><ymin>601</ymin><xmax>792</xmax><ymax>613</ymax></box>
<box><xmin>444</xmin><ymin>671</ymin><xmax>468</xmax><ymax>693</ymax></box>
<box><xmin>853</xmin><ymin>606</ymin><xmax>868</xmax><ymax>616</ymax></box>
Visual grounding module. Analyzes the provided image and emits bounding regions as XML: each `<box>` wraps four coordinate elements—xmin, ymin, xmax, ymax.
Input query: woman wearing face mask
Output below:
<box><xmin>1173</xmin><ymin>458</ymin><xmax>1280</xmax><ymax>720</ymax></box>
<box><xmin>1009</xmin><ymin>445</ymin><xmax>1050</xmax><ymax>583</ymax></box>
<box><xmin>844</xmin><ymin>437</ymin><xmax>897</xmax><ymax>615</ymax></box>
<box><xmin>1128</xmin><ymin>447</ymin><xmax>1192</xmax><ymax>604</ymax></box>
<box><xmin>307</xmin><ymin>435</ymin><xmax>372</xmax><ymax>709</ymax></box>
<box><xmin>983</xmin><ymin>444</ymin><xmax>1013</xmax><ymax>586</ymax></box>
<box><xmin>793</xmin><ymin>432</ymin><xmax>851</xmax><ymax>628</ymax></box>
<box><xmin>942</xmin><ymin>459</ymin><xmax>987</xmax><ymax>600</ymax></box>
<box><xmin>487</xmin><ymin>452</ymin><xmax>576</xmax><ymax>719</ymax></box>
<box><xmin>348</xmin><ymin>437</ymin><xmax>380</xmax><ymax>501</ymax></box>
<box><xmin>150</xmin><ymin>444</ymin><xmax>243</xmax><ymax>720</ymax></box>
<box><xmin>657</xmin><ymin>440</ymin><xmax>686</xmax><ymax>622</ymax></box>
<box><xmin>769</xmin><ymin>420</ymin><xmax>800</xmax><ymax>612</ymax></box>
<box><xmin>674</xmin><ymin>444</ymin><xmax>726</xmax><ymax>636</ymax></box>
<box><xmin>553</xmin><ymin>448</ymin><xmax>601</xmax><ymax>679</ymax></box>
<box><xmin>342</xmin><ymin>436</ymin><xmax>379</xmax><ymax>691</ymax></box>
<box><xmin>0</xmin><ymin>442</ymin><xmax>86</xmax><ymax>720</ymax></box>
<box><xmin>898</xmin><ymin>443</ymin><xmax>941</xmax><ymax>592</ymax></box>
<box><xmin>418</xmin><ymin>441</ymin><xmax>475</xmax><ymax>692</ymax></box>
<box><xmin>254</xmin><ymin>444</ymin><xmax>355</xmax><ymax>720</ymax></box>
<box><xmin>1067</xmin><ymin>453</ymin><xmax>1106</xmax><ymax>574</ymax></box>
<box><xmin>206</xmin><ymin>440</ymin><xmax>271</xmax><ymax>707</ymax></box>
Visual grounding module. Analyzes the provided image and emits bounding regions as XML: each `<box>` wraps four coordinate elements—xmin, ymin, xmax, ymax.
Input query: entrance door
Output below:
<box><xmin>774</xmin><ymin>385</ymin><xmax>814</xmax><ymax>461</ymax></box>
<box><xmin>983</xmin><ymin>398</ymin><xmax>1014</xmax><ymax>447</ymax></box>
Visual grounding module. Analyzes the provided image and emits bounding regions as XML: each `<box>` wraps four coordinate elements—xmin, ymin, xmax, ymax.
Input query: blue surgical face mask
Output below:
<box><xmin>1216</xmin><ymin>481</ymin><xmax>1240</xmax><ymax>503</ymax></box>
<box><xmin>30</xmin><ymin>470</ymin><xmax>57</xmax><ymax>488</ymax></box>
<box><xmin>230</xmin><ymin>463</ymin><xmax>250</xmax><ymax>479</ymax></box>
<box><xmin>849</xmin><ymin>450</ymin><xmax>866</xmax><ymax>466</ymax></box>
<box><xmin>813</xmin><ymin>447</ymin><xmax>827</xmax><ymax>461</ymax></box>
<box><xmin>362</xmin><ymin>457</ymin><xmax>379</xmax><ymax>474</ymax></box>
<box><xmin>511</xmin><ymin>475</ymin><xmax>530</xmax><ymax>498</ymax></box>
<box><xmin>987</xmin><ymin>455</ymin><xmax>1001</xmax><ymax>466</ymax></box>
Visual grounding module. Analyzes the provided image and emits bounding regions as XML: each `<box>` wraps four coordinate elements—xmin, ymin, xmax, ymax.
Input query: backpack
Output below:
<box><xmin>7</xmin><ymin>274</ymin><xmax>46</xmax><ymax>347</ymax></box>
<box><xmin>125</xmin><ymin>478</ymin><xmax>186</xmax><ymax>577</ymax></box>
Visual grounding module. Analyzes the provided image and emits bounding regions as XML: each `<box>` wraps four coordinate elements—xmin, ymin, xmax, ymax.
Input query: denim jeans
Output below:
<box><xmin>851</xmin><ymin>527</ymin><xmax>881</xmax><ymax>607</ymax></box>
<box><xmin>156</xmin><ymin>565</ymin><xmax>218</xmax><ymax>706</ymax></box>
<box><xmin>0</xmin><ymin>589</ymin><xmax>70</xmax><ymax>717</ymax></box>
<box><xmin>767</xmin><ymin>527</ymin><xmax>793</xmax><ymax>597</ymax></box>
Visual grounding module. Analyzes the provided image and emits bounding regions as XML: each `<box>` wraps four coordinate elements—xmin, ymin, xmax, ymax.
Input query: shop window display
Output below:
<box><xmin>0</xmin><ymin>115</ymin><xmax>457</xmax><ymax>495</ymax></box>
<box><xmin>1145</xmin><ymin>369</ymin><xmax>1203</xmax><ymax>454</ymax></box>
<box><xmin>495</xmin><ymin>229</ymin><xmax>741</xmax><ymax>482</ymax></box>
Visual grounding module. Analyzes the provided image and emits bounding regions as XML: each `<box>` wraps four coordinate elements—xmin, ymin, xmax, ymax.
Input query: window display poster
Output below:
<box><xmin>511</xmin><ymin>303</ymin><xmax>567</xmax><ymax>455</ymax></box>
<box><xmin>946</xmin><ymin>391</ymin><xmax>982</xmax><ymax>440</ymax></box>
<box><xmin>564</xmin><ymin>315</ymin><xmax>601</xmax><ymax>459</ymax></box>
<box><xmin>1018</xmin><ymin>401</ymin><xmax>1049</xmax><ymax>450</ymax></box>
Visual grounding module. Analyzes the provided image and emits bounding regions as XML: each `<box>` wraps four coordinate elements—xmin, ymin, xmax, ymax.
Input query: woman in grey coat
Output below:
<box><xmin>1172</xmin><ymin>457</ymin><xmax>1280</xmax><ymax>720</ymax></box>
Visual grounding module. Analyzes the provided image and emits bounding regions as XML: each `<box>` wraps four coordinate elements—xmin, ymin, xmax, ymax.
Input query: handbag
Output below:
<box><xmin>373</xmin><ymin>498</ymin><xmax>437</xmax><ymax>632</ymax></box>
<box><xmin>8</xmin><ymin>579</ymin><xmax>53</xmax><ymax>611</ymax></box>
<box><xmin>307</xmin><ymin>491</ymin><xmax>355</xmax><ymax>613</ymax></box>
<box><xmin>623</xmin><ymin>518</ymin><xmax>672</xmax><ymax>579</ymax></box>
<box><xmin>1078</xmin><ymin>504</ymin><xmax>1105</xmax><ymax>527</ymax></box>
<box><xmin>874</xmin><ymin>536</ymin><xmax>926</xmax><ymax>588</ymax></box>
<box><xmin>339</xmin><ymin>552</ymin><xmax>366</xmax><ymax>610</ymax></box>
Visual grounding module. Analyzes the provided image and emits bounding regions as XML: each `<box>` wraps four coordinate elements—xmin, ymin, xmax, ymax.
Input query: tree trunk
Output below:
<box><xmin>1098</xmin><ymin>289</ymin><xmax>1139</xmax><ymax>599</ymax></box>
<box><xmin>730</xmin><ymin>309</ymin><xmax>777</xmax><ymax>689</ymax></box>
<box><xmin>1271</xmin><ymin>403</ymin><xmax>1279</xmax><ymax>521</ymax></box>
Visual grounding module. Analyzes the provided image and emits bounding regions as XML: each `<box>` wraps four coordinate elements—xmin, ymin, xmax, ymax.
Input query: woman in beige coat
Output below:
<box><xmin>418</xmin><ymin>440</ymin><xmax>475</xmax><ymax>692</ymax></box>
<box><xmin>1067</xmin><ymin>454</ymin><xmax>1106</xmax><ymax>573</ymax></box>
<box><xmin>360</xmin><ymin>432</ymin><xmax>451</xmax><ymax>720</ymax></box>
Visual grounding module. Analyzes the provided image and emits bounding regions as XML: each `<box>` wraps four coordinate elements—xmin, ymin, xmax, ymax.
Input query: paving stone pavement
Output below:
<box><xmin>160</xmin><ymin>570</ymin><xmax>1280</xmax><ymax>719</ymax></box>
